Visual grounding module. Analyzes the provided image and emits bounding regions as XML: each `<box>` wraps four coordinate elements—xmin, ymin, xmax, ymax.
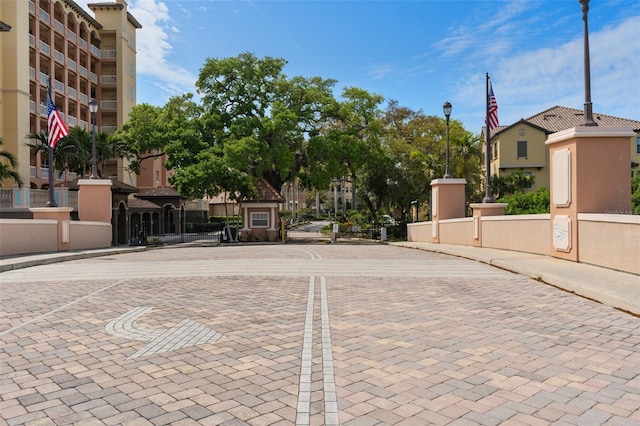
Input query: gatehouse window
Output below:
<box><xmin>251</xmin><ymin>212</ymin><xmax>268</xmax><ymax>228</ymax></box>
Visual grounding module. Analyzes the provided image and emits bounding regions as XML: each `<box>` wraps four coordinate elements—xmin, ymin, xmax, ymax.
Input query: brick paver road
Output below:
<box><xmin>1</xmin><ymin>244</ymin><xmax>639</xmax><ymax>425</ymax></box>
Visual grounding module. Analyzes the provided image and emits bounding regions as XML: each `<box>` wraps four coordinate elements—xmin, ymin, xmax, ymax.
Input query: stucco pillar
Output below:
<box><xmin>78</xmin><ymin>179</ymin><xmax>113</xmax><ymax>223</ymax></box>
<box><xmin>30</xmin><ymin>207</ymin><xmax>73</xmax><ymax>252</ymax></box>
<box><xmin>430</xmin><ymin>178</ymin><xmax>466</xmax><ymax>243</ymax></box>
<box><xmin>469</xmin><ymin>203</ymin><xmax>507</xmax><ymax>247</ymax></box>
<box><xmin>545</xmin><ymin>126</ymin><xmax>634</xmax><ymax>262</ymax></box>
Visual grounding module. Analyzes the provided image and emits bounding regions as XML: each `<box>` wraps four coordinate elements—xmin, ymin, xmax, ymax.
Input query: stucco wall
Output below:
<box><xmin>438</xmin><ymin>218</ymin><xmax>474</xmax><ymax>246</ymax></box>
<box><xmin>70</xmin><ymin>222</ymin><xmax>113</xmax><ymax>250</ymax></box>
<box><xmin>0</xmin><ymin>219</ymin><xmax>58</xmax><ymax>256</ymax></box>
<box><xmin>481</xmin><ymin>215</ymin><xmax>550</xmax><ymax>255</ymax></box>
<box><xmin>578</xmin><ymin>214</ymin><xmax>640</xmax><ymax>274</ymax></box>
<box><xmin>0</xmin><ymin>219</ymin><xmax>112</xmax><ymax>256</ymax></box>
<box><xmin>407</xmin><ymin>222</ymin><xmax>432</xmax><ymax>242</ymax></box>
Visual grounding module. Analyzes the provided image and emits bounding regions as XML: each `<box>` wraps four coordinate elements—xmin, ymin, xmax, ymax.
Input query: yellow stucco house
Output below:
<box><xmin>486</xmin><ymin>106</ymin><xmax>640</xmax><ymax>191</ymax></box>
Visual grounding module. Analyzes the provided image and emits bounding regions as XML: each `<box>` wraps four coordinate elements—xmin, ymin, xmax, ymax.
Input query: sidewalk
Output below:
<box><xmin>391</xmin><ymin>241</ymin><xmax>639</xmax><ymax>316</ymax></box>
<box><xmin>0</xmin><ymin>246</ymin><xmax>146</xmax><ymax>273</ymax></box>
<box><xmin>1</xmin><ymin>242</ymin><xmax>637</xmax><ymax>316</ymax></box>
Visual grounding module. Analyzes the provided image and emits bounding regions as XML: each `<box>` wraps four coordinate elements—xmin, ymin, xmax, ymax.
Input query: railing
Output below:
<box><xmin>54</xmin><ymin>79</ymin><xmax>64</xmax><ymax>92</ymax></box>
<box><xmin>79</xmin><ymin>39</ymin><xmax>87</xmax><ymax>50</ymax></box>
<box><xmin>67</xmin><ymin>87</ymin><xmax>76</xmax><ymax>97</ymax></box>
<box><xmin>101</xmin><ymin>100</ymin><xmax>117</xmax><ymax>110</ymax></box>
<box><xmin>101</xmin><ymin>126</ymin><xmax>118</xmax><ymax>134</ymax></box>
<box><xmin>53</xmin><ymin>19</ymin><xmax>63</xmax><ymax>33</ymax></box>
<box><xmin>100</xmin><ymin>75</ymin><xmax>117</xmax><ymax>85</ymax></box>
<box><xmin>39</xmin><ymin>8</ymin><xmax>50</xmax><ymax>23</ymax></box>
<box><xmin>67</xmin><ymin>58</ymin><xmax>76</xmax><ymax>71</ymax></box>
<box><xmin>39</xmin><ymin>40</ymin><xmax>50</xmax><ymax>55</ymax></box>
<box><xmin>0</xmin><ymin>189</ymin><xmax>13</xmax><ymax>209</ymax></box>
<box><xmin>66</xmin><ymin>28</ymin><xmax>76</xmax><ymax>42</ymax></box>
<box><xmin>79</xmin><ymin>120</ymin><xmax>88</xmax><ymax>129</ymax></box>
<box><xmin>68</xmin><ymin>116</ymin><xmax>77</xmax><ymax>127</ymax></box>
<box><xmin>79</xmin><ymin>65</ymin><xmax>87</xmax><ymax>77</ymax></box>
<box><xmin>91</xmin><ymin>45</ymin><xmax>100</xmax><ymax>57</ymax></box>
<box><xmin>40</xmin><ymin>103</ymin><xmax>47</xmax><ymax>116</ymax></box>
<box><xmin>54</xmin><ymin>50</ymin><xmax>64</xmax><ymax>63</ymax></box>
<box><xmin>30</xmin><ymin>101</ymin><xmax>36</xmax><ymax>113</ymax></box>
<box><xmin>29</xmin><ymin>34</ymin><xmax>35</xmax><ymax>47</ymax></box>
<box><xmin>29</xmin><ymin>1</ymin><xmax>34</xmax><ymax>14</ymax></box>
<box><xmin>30</xmin><ymin>166</ymin><xmax>36</xmax><ymax>177</ymax></box>
<box><xmin>41</xmin><ymin>167</ymin><xmax>49</xmax><ymax>178</ymax></box>
<box><xmin>100</xmin><ymin>50</ymin><xmax>117</xmax><ymax>59</ymax></box>
<box><xmin>39</xmin><ymin>71</ymin><xmax>49</xmax><ymax>84</ymax></box>
<box><xmin>79</xmin><ymin>93</ymin><xmax>88</xmax><ymax>104</ymax></box>
<box><xmin>90</xmin><ymin>72</ymin><xmax>97</xmax><ymax>83</ymax></box>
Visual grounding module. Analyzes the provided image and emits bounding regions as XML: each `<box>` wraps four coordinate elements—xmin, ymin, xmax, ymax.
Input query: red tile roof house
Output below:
<box><xmin>239</xmin><ymin>179</ymin><xmax>286</xmax><ymax>242</ymax></box>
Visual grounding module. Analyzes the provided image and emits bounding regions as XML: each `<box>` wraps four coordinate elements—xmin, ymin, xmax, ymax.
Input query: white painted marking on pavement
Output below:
<box><xmin>321</xmin><ymin>276</ymin><xmax>339</xmax><ymax>425</ymax></box>
<box><xmin>296</xmin><ymin>275</ymin><xmax>315</xmax><ymax>426</ymax></box>
<box><xmin>0</xmin><ymin>279</ymin><xmax>128</xmax><ymax>337</ymax></box>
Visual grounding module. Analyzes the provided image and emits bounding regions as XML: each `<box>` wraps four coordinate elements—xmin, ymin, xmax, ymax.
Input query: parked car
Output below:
<box><xmin>381</xmin><ymin>214</ymin><xmax>396</xmax><ymax>226</ymax></box>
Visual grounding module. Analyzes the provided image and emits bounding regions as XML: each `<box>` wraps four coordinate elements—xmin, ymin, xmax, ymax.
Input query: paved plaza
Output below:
<box><xmin>1</xmin><ymin>244</ymin><xmax>639</xmax><ymax>425</ymax></box>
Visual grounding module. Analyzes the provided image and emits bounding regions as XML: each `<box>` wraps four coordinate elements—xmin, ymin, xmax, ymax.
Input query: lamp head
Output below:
<box><xmin>443</xmin><ymin>101</ymin><xmax>452</xmax><ymax>119</ymax></box>
<box><xmin>89</xmin><ymin>98</ymin><xmax>98</xmax><ymax>114</ymax></box>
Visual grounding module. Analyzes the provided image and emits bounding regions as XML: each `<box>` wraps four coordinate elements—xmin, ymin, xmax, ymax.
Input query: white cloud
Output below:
<box><xmin>449</xmin><ymin>9</ymin><xmax>640</xmax><ymax>126</ymax></box>
<box><xmin>75</xmin><ymin>0</ymin><xmax>197</xmax><ymax>103</ymax></box>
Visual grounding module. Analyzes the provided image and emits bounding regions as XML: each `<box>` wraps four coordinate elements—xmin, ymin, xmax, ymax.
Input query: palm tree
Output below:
<box><xmin>0</xmin><ymin>137</ymin><xmax>24</xmax><ymax>188</ymax></box>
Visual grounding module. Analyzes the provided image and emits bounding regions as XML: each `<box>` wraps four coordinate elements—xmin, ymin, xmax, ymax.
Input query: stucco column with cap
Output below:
<box><xmin>430</xmin><ymin>178</ymin><xmax>466</xmax><ymax>243</ymax></box>
<box><xmin>546</xmin><ymin>126</ymin><xmax>634</xmax><ymax>262</ymax></box>
<box><xmin>78</xmin><ymin>179</ymin><xmax>113</xmax><ymax>223</ymax></box>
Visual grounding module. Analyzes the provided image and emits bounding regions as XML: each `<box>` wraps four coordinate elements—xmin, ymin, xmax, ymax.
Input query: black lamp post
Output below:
<box><xmin>579</xmin><ymin>0</ymin><xmax>597</xmax><ymax>126</ymax></box>
<box><xmin>89</xmin><ymin>98</ymin><xmax>99</xmax><ymax>179</ymax></box>
<box><xmin>443</xmin><ymin>101</ymin><xmax>452</xmax><ymax>179</ymax></box>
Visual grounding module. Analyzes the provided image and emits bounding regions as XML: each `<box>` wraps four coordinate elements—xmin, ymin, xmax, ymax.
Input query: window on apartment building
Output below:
<box><xmin>636</xmin><ymin>137</ymin><xmax>640</xmax><ymax>154</ymax></box>
<box><xmin>517</xmin><ymin>140</ymin><xmax>528</xmax><ymax>159</ymax></box>
<box><xmin>251</xmin><ymin>212</ymin><xmax>269</xmax><ymax>228</ymax></box>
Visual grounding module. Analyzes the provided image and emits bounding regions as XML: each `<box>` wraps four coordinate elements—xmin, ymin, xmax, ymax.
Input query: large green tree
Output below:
<box><xmin>167</xmin><ymin>52</ymin><xmax>338</xmax><ymax>201</ymax></box>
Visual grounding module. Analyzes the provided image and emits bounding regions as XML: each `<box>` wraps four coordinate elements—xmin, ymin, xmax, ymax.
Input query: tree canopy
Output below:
<box><xmin>113</xmin><ymin>52</ymin><xmax>485</xmax><ymax>219</ymax></box>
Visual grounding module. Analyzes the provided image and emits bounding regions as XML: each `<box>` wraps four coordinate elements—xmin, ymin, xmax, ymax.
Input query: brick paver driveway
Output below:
<box><xmin>1</xmin><ymin>244</ymin><xmax>639</xmax><ymax>425</ymax></box>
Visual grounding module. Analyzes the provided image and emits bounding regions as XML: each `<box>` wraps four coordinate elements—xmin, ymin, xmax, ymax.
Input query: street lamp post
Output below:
<box><xmin>442</xmin><ymin>101</ymin><xmax>452</xmax><ymax>179</ymax></box>
<box><xmin>579</xmin><ymin>0</ymin><xmax>597</xmax><ymax>126</ymax></box>
<box><xmin>89</xmin><ymin>99</ymin><xmax>99</xmax><ymax>179</ymax></box>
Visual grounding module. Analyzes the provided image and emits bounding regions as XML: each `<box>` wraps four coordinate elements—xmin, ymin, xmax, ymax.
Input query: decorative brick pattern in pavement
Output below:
<box><xmin>1</xmin><ymin>244</ymin><xmax>639</xmax><ymax>425</ymax></box>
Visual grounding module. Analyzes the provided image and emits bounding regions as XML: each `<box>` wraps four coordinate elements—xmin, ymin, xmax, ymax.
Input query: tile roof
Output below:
<box><xmin>244</xmin><ymin>178</ymin><xmax>285</xmax><ymax>203</ymax></box>
<box><xmin>136</xmin><ymin>186</ymin><xmax>182</xmax><ymax>198</ymax></box>
<box><xmin>128</xmin><ymin>198</ymin><xmax>161</xmax><ymax>209</ymax></box>
<box><xmin>525</xmin><ymin>106</ymin><xmax>640</xmax><ymax>133</ymax></box>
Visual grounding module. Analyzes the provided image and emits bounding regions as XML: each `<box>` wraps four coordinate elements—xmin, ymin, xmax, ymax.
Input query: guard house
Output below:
<box><xmin>240</xmin><ymin>179</ymin><xmax>285</xmax><ymax>242</ymax></box>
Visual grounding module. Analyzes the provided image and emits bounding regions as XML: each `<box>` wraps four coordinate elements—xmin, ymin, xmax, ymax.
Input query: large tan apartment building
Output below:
<box><xmin>487</xmin><ymin>105</ymin><xmax>640</xmax><ymax>191</ymax></box>
<box><xmin>0</xmin><ymin>0</ymin><xmax>140</xmax><ymax>189</ymax></box>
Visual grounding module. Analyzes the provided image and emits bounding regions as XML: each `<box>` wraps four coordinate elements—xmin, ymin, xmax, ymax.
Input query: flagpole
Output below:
<box><xmin>483</xmin><ymin>73</ymin><xmax>494</xmax><ymax>203</ymax></box>
<box><xmin>46</xmin><ymin>77</ymin><xmax>57</xmax><ymax>207</ymax></box>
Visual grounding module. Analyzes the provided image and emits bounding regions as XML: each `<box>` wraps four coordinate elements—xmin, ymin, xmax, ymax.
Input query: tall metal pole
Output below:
<box><xmin>45</xmin><ymin>142</ymin><xmax>57</xmax><ymax>207</ymax></box>
<box><xmin>580</xmin><ymin>0</ymin><xmax>597</xmax><ymax>126</ymax></box>
<box><xmin>89</xmin><ymin>98</ymin><xmax>99</xmax><ymax>178</ymax></box>
<box><xmin>90</xmin><ymin>112</ymin><xmax>98</xmax><ymax>178</ymax></box>
<box><xmin>443</xmin><ymin>101</ymin><xmax>452</xmax><ymax>179</ymax></box>
<box><xmin>483</xmin><ymin>73</ymin><xmax>494</xmax><ymax>203</ymax></box>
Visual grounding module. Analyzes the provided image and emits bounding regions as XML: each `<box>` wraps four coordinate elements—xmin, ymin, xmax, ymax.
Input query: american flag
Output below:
<box><xmin>486</xmin><ymin>81</ymin><xmax>499</xmax><ymax>131</ymax></box>
<box><xmin>46</xmin><ymin>83</ymin><xmax>69</xmax><ymax>148</ymax></box>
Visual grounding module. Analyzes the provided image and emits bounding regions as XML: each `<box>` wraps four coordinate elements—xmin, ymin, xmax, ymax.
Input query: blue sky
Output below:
<box><xmin>78</xmin><ymin>0</ymin><xmax>640</xmax><ymax>132</ymax></box>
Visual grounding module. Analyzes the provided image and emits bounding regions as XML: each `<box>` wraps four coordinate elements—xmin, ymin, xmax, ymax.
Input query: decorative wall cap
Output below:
<box><xmin>430</xmin><ymin>178</ymin><xmax>467</xmax><ymax>186</ymax></box>
<box><xmin>77</xmin><ymin>179</ymin><xmax>113</xmax><ymax>187</ymax></box>
<box><xmin>469</xmin><ymin>203</ymin><xmax>508</xmax><ymax>209</ymax></box>
<box><xmin>29</xmin><ymin>207</ymin><xmax>74</xmax><ymax>213</ymax></box>
<box><xmin>545</xmin><ymin>126</ymin><xmax>637</xmax><ymax>145</ymax></box>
